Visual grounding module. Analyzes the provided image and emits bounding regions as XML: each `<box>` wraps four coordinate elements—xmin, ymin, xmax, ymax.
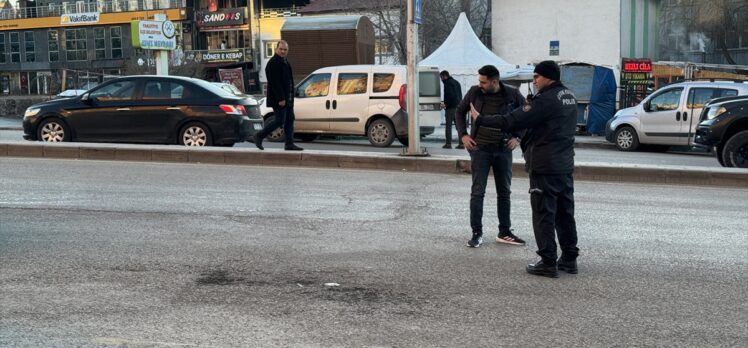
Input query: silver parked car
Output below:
<box><xmin>606</xmin><ymin>80</ymin><xmax>748</xmax><ymax>151</ymax></box>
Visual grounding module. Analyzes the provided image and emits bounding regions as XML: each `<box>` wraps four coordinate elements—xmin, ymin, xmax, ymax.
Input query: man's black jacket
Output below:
<box><xmin>265</xmin><ymin>54</ymin><xmax>294</xmax><ymax>108</ymax></box>
<box><xmin>475</xmin><ymin>81</ymin><xmax>578</xmax><ymax>175</ymax></box>
<box><xmin>442</xmin><ymin>76</ymin><xmax>462</xmax><ymax>109</ymax></box>
<box><xmin>455</xmin><ymin>82</ymin><xmax>525</xmax><ymax>140</ymax></box>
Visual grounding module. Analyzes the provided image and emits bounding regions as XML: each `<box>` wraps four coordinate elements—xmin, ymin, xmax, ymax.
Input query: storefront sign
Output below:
<box><xmin>219</xmin><ymin>68</ymin><xmax>245</xmax><ymax>93</ymax></box>
<box><xmin>196</xmin><ymin>8</ymin><xmax>246</xmax><ymax>28</ymax></box>
<box><xmin>61</xmin><ymin>12</ymin><xmax>100</xmax><ymax>25</ymax></box>
<box><xmin>131</xmin><ymin>20</ymin><xmax>177</xmax><ymax>50</ymax></box>
<box><xmin>622</xmin><ymin>58</ymin><xmax>652</xmax><ymax>73</ymax></box>
<box><xmin>200</xmin><ymin>49</ymin><xmax>245</xmax><ymax>63</ymax></box>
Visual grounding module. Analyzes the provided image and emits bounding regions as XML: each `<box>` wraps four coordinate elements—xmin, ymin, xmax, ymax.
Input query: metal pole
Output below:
<box><xmin>403</xmin><ymin>0</ymin><xmax>427</xmax><ymax>156</ymax></box>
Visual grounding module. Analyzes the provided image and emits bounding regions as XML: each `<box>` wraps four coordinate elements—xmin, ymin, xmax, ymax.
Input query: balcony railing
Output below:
<box><xmin>0</xmin><ymin>0</ymin><xmax>186</xmax><ymax>20</ymax></box>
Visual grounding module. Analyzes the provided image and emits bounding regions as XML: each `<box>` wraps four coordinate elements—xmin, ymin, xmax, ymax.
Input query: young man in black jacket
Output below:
<box><xmin>440</xmin><ymin>70</ymin><xmax>462</xmax><ymax>149</ymax></box>
<box><xmin>471</xmin><ymin>60</ymin><xmax>580</xmax><ymax>278</ymax></box>
<box><xmin>456</xmin><ymin>65</ymin><xmax>527</xmax><ymax>248</ymax></box>
<box><xmin>254</xmin><ymin>40</ymin><xmax>303</xmax><ymax>151</ymax></box>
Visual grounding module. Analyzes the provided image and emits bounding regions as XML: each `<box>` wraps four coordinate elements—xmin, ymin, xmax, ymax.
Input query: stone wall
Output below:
<box><xmin>0</xmin><ymin>96</ymin><xmax>53</xmax><ymax>119</ymax></box>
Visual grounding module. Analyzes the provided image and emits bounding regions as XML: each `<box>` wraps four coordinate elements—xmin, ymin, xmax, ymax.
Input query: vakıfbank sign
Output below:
<box><xmin>61</xmin><ymin>12</ymin><xmax>100</xmax><ymax>25</ymax></box>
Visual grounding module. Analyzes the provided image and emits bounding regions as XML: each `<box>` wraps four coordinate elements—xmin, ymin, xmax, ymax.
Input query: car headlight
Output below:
<box><xmin>706</xmin><ymin>106</ymin><xmax>727</xmax><ymax>120</ymax></box>
<box><xmin>24</xmin><ymin>107</ymin><xmax>40</xmax><ymax>118</ymax></box>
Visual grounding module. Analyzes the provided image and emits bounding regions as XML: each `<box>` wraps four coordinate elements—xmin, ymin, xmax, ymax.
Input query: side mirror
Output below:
<box><xmin>643</xmin><ymin>100</ymin><xmax>651</xmax><ymax>112</ymax></box>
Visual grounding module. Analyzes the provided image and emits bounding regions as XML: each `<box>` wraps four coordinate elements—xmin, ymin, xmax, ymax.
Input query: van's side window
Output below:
<box><xmin>337</xmin><ymin>73</ymin><xmax>368</xmax><ymax>95</ymax></box>
<box><xmin>296</xmin><ymin>73</ymin><xmax>331</xmax><ymax>98</ymax></box>
<box><xmin>649</xmin><ymin>88</ymin><xmax>683</xmax><ymax>111</ymax></box>
<box><xmin>686</xmin><ymin>88</ymin><xmax>737</xmax><ymax>109</ymax></box>
<box><xmin>373</xmin><ymin>73</ymin><xmax>395</xmax><ymax>93</ymax></box>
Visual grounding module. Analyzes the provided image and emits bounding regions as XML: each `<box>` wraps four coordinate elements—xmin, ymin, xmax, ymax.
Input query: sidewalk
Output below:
<box><xmin>0</xmin><ymin>117</ymin><xmax>614</xmax><ymax>149</ymax></box>
<box><xmin>423</xmin><ymin>124</ymin><xmax>613</xmax><ymax>149</ymax></box>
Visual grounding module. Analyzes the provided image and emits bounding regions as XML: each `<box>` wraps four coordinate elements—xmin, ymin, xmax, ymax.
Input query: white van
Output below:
<box><xmin>260</xmin><ymin>65</ymin><xmax>442</xmax><ymax>147</ymax></box>
<box><xmin>605</xmin><ymin>80</ymin><xmax>748</xmax><ymax>151</ymax></box>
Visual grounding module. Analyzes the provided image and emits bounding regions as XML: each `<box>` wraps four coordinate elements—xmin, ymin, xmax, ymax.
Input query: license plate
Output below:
<box><xmin>253</xmin><ymin>122</ymin><xmax>263</xmax><ymax>131</ymax></box>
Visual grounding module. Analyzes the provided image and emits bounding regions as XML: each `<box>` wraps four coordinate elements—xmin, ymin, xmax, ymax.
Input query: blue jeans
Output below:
<box><xmin>469</xmin><ymin>144</ymin><xmax>513</xmax><ymax>235</ymax></box>
<box><xmin>258</xmin><ymin>105</ymin><xmax>295</xmax><ymax>146</ymax></box>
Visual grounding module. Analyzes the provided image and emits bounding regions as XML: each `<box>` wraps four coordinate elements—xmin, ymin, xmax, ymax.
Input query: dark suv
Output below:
<box><xmin>692</xmin><ymin>95</ymin><xmax>748</xmax><ymax>167</ymax></box>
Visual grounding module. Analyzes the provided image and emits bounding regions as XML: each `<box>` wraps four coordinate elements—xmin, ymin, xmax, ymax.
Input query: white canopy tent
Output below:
<box><xmin>419</xmin><ymin>13</ymin><xmax>533</xmax><ymax>95</ymax></box>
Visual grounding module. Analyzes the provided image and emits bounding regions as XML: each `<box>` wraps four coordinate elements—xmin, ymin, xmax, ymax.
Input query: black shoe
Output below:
<box><xmin>496</xmin><ymin>229</ymin><xmax>526</xmax><ymax>246</ymax></box>
<box><xmin>526</xmin><ymin>259</ymin><xmax>559</xmax><ymax>278</ymax></box>
<box><xmin>455</xmin><ymin>144</ymin><xmax>465</xmax><ymax>149</ymax></box>
<box><xmin>442</xmin><ymin>144</ymin><xmax>452</xmax><ymax>149</ymax></box>
<box><xmin>254</xmin><ymin>136</ymin><xmax>264</xmax><ymax>150</ymax></box>
<box><xmin>466</xmin><ymin>232</ymin><xmax>483</xmax><ymax>248</ymax></box>
<box><xmin>557</xmin><ymin>258</ymin><xmax>578</xmax><ymax>274</ymax></box>
<box><xmin>284</xmin><ymin>144</ymin><xmax>304</xmax><ymax>151</ymax></box>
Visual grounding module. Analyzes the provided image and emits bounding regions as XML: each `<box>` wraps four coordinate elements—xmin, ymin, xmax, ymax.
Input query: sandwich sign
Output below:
<box><xmin>131</xmin><ymin>20</ymin><xmax>177</xmax><ymax>50</ymax></box>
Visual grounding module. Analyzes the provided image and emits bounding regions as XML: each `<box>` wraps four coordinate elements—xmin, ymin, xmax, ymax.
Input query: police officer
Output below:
<box><xmin>470</xmin><ymin>60</ymin><xmax>579</xmax><ymax>278</ymax></box>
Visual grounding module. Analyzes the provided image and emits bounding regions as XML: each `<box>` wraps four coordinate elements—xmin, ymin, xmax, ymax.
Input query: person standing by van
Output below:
<box><xmin>440</xmin><ymin>70</ymin><xmax>462</xmax><ymax>149</ymax></box>
<box><xmin>254</xmin><ymin>40</ymin><xmax>303</xmax><ymax>151</ymax></box>
<box><xmin>470</xmin><ymin>60</ymin><xmax>580</xmax><ymax>278</ymax></box>
<box><xmin>456</xmin><ymin>65</ymin><xmax>527</xmax><ymax>248</ymax></box>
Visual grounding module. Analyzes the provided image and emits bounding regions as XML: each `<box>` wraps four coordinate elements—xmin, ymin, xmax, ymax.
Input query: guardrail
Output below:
<box><xmin>0</xmin><ymin>0</ymin><xmax>186</xmax><ymax>20</ymax></box>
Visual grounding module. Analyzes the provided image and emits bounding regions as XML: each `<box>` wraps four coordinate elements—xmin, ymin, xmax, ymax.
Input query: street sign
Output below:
<box><xmin>414</xmin><ymin>0</ymin><xmax>423</xmax><ymax>24</ymax></box>
<box><xmin>550</xmin><ymin>40</ymin><xmax>559</xmax><ymax>56</ymax></box>
<box><xmin>131</xmin><ymin>20</ymin><xmax>177</xmax><ymax>50</ymax></box>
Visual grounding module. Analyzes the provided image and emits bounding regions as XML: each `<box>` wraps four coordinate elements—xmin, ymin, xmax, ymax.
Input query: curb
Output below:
<box><xmin>1</xmin><ymin>142</ymin><xmax>746</xmax><ymax>188</ymax></box>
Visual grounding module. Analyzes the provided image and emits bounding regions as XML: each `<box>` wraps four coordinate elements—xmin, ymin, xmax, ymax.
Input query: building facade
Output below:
<box><xmin>0</xmin><ymin>0</ymin><xmax>260</xmax><ymax>95</ymax></box>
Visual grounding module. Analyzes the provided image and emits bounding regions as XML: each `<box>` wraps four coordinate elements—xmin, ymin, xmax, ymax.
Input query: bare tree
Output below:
<box><xmin>660</xmin><ymin>0</ymin><xmax>748</xmax><ymax>65</ymax></box>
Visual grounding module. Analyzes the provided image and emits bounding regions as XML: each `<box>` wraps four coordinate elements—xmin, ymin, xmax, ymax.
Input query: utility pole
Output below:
<box><xmin>402</xmin><ymin>0</ymin><xmax>428</xmax><ymax>156</ymax></box>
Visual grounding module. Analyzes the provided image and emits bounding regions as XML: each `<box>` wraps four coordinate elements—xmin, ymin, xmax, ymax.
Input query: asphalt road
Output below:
<box><xmin>1</xmin><ymin>158</ymin><xmax>746</xmax><ymax>347</ymax></box>
<box><xmin>0</xmin><ymin>128</ymin><xmax>721</xmax><ymax>168</ymax></box>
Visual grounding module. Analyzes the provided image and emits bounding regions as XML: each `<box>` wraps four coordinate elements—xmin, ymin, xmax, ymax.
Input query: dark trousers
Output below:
<box><xmin>529</xmin><ymin>173</ymin><xmax>579</xmax><ymax>263</ymax></box>
<box><xmin>469</xmin><ymin>144</ymin><xmax>513</xmax><ymax>235</ymax></box>
<box><xmin>257</xmin><ymin>105</ymin><xmax>295</xmax><ymax>146</ymax></box>
<box><xmin>444</xmin><ymin>107</ymin><xmax>456</xmax><ymax>145</ymax></box>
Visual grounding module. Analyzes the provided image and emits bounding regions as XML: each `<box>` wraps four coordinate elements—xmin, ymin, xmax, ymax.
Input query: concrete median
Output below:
<box><xmin>1</xmin><ymin>142</ymin><xmax>746</xmax><ymax>188</ymax></box>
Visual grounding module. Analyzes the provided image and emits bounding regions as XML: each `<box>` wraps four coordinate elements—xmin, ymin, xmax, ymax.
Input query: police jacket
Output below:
<box><xmin>442</xmin><ymin>77</ymin><xmax>462</xmax><ymax>109</ymax></box>
<box><xmin>265</xmin><ymin>54</ymin><xmax>294</xmax><ymax>108</ymax></box>
<box><xmin>455</xmin><ymin>82</ymin><xmax>525</xmax><ymax>140</ymax></box>
<box><xmin>474</xmin><ymin>81</ymin><xmax>578</xmax><ymax>175</ymax></box>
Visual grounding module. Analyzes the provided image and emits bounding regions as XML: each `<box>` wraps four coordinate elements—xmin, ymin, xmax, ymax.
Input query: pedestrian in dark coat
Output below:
<box><xmin>254</xmin><ymin>40</ymin><xmax>303</xmax><ymax>151</ymax></box>
<box><xmin>440</xmin><ymin>70</ymin><xmax>462</xmax><ymax>148</ymax></box>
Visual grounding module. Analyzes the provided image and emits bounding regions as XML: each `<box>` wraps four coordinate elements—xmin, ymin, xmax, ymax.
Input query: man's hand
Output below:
<box><xmin>505</xmin><ymin>137</ymin><xmax>520</xmax><ymax>150</ymax></box>
<box><xmin>461</xmin><ymin>135</ymin><xmax>476</xmax><ymax>150</ymax></box>
<box><xmin>278</xmin><ymin>100</ymin><xmax>286</xmax><ymax>107</ymax></box>
<box><xmin>469</xmin><ymin>103</ymin><xmax>479</xmax><ymax>122</ymax></box>
<box><xmin>440</xmin><ymin>101</ymin><xmax>446</xmax><ymax>110</ymax></box>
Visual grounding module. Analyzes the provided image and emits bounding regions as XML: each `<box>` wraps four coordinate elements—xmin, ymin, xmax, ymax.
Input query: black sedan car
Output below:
<box><xmin>23</xmin><ymin>75</ymin><xmax>263</xmax><ymax>147</ymax></box>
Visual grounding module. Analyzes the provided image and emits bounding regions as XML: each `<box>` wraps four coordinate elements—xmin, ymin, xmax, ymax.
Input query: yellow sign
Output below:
<box><xmin>0</xmin><ymin>9</ymin><xmax>186</xmax><ymax>31</ymax></box>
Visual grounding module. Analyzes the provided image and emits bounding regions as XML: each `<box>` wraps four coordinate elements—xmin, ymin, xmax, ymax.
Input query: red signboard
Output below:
<box><xmin>622</xmin><ymin>58</ymin><xmax>652</xmax><ymax>73</ymax></box>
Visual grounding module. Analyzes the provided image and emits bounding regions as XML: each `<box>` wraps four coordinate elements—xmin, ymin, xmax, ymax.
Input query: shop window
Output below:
<box><xmin>111</xmin><ymin>27</ymin><xmax>122</xmax><ymax>59</ymax></box>
<box><xmin>48</xmin><ymin>30</ymin><xmax>59</xmax><ymax>62</ymax></box>
<box><xmin>65</xmin><ymin>28</ymin><xmax>87</xmax><ymax>61</ymax></box>
<box><xmin>0</xmin><ymin>34</ymin><xmax>5</xmax><ymax>64</ymax></box>
<box><xmin>10</xmin><ymin>32</ymin><xmax>20</xmax><ymax>63</ymax></box>
<box><xmin>24</xmin><ymin>31</ymin><xmax>34</xmax><ymax>62</ymax></box>
<box><xmin>95</xmin><ymin>28</ymin><xmax>106</xmax><ymax>59</ymax></box>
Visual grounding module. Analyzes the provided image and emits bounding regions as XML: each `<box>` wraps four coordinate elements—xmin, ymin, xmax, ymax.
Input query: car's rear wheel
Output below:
<box><xmin>722</xmin><ymin>130</ymin><xmax>748</xmax><ymax>168</ymax></box>
<box><xmin>179</xmin><ymin>122</ymin><xmax>212</xmax><ymax>147</ymax></box>
<box><xmin>38</xmin><ymin>118</ymin><xmax>70</xmax><ymax>142</ymax></box>
<box><xmin>614</xmin><ymin>126</ymin><xmax>639</xmax><ymax>151</ymax></box>
<box><xmin>367</xmin><ymin>119</ymin><xmax>396</xmax><ymax>147</ymax></box>
<box><xmin>264</xmin><ymin>115</ymin><xmax>285</xmax><ymax>142</ymax></box>
<box><xmin>297</xmin><ymin>133</ymin><xmax>317</xmax><ymax>142</ymax></box>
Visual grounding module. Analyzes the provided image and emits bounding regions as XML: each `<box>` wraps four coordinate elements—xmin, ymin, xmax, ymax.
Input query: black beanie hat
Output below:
<box><xmin>534</xmin><ymin>60</ymin><xmax>560</xmax><ymax>81</ymax></box>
